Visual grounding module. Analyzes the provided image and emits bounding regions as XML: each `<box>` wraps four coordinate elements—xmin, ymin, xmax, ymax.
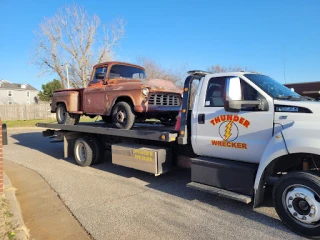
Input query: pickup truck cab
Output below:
<box><xmin>51</xmin><ymin>61</ymin><xmax>182</xmax><ymax>129</ymax></box>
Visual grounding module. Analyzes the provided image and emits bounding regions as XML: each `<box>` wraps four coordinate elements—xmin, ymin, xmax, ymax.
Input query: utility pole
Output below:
<box><xmin>283</xmin><ymin>45</ymin><xmax>286</xmax><ymax>84</ymax></box>
<box><xmin>65</xmin><ymin>63</ymin><xmax>70</xmax><ymax>89</ymax></box>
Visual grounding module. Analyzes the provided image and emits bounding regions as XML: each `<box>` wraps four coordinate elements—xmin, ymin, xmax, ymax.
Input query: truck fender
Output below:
<box><xmin>51</xmin><ymin>100</ymin><xmax>67</xmax><ymax>112</ymax></box>
<box><xmin>253</xmin><ymin>132</ymin><xmax>289</xmax><ymax>207</ymax></box>
<box><xmin>108</xmin><ymin>95</ymin><xmax>136</xmax><ymax>115</ymax></box>
<box><xmin>281</xmin><ymin>123</ymin><xmax>320</xmax><ymax>155</ymax></box>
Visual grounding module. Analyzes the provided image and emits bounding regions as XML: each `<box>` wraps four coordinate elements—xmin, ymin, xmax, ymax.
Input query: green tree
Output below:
<box><xmin>38</xmin><ymin>79</ymin><xmax>63</xmax><ymax>101</ymax></box>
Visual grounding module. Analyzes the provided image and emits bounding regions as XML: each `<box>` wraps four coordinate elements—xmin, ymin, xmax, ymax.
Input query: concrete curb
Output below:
<box><xmin>3</xmin><ymin>172</ymin><xmax>30</xmax><ymax>240</ymax></box>
<box><xmin>4</xmin><ymin>160</ymin><xmax>91</xmax><ymax>240</ymax></box>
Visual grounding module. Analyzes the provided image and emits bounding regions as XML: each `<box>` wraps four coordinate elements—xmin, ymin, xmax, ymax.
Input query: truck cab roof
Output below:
<box><xmin>93</xmin><ymin>61</ymin><xmax>145</xmax><ymax>70</ymax></box>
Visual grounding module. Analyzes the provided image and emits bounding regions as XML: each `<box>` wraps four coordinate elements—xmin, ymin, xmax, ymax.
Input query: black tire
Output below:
<box><xmin>273</xmin><ymin>171</ymin><xmax>320</xmax><ymax>239</ymax></box>
<box><xmin>101</xmin><ymin>115</ymin><xmax>112</xmax><ymax>124</ymax></box>
<box><xmin>111</xmin><ymin>101</ymin><xmax>135</xmax><ymax>130</ymax></box>
<box><xmin>74</xmin><ymin>137</ymin><xmax>94</xmax><ymax>167</ymax></box>
<box><xmin>85</xmin><ymin>136</ymin><xmax>104</xmax><ymax>165</ymax></box>
<box><xmin>56</xmin><ymin>103</ymin><xmax>80</xmax><ymax>125</ymax></box>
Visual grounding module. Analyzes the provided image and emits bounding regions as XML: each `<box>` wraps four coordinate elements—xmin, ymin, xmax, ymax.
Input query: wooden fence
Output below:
<box><xmin>0</xmin><ymin>103</ymin><xmax>55</xmax><ymax>121</ymax></box>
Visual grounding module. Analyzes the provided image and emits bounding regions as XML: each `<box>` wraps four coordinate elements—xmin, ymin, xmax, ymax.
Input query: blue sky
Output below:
<box><xmin>1</xmin><ymin>0</ymin><xmax>320</xmax><ymax>90</ymax></box>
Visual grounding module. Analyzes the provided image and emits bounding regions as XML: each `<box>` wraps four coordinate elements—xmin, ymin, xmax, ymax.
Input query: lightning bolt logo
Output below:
<box><xmin>224</xmin><ymin>121</ymin><xmax>233</xmax><ymax>141</ymax></box>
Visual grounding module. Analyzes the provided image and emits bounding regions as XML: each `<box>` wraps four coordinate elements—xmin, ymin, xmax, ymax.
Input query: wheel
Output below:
<box><xmin>85</xmin><ymin>136</ymin><xmax>104</xmax><ymax>164</ymax></box>
<box><xmin>56</xmin><ymin>103</ymin><xmax>80</xmax><ymax>125</ymax></box>
<box><xmin>273</xmin><ymin>171</ymin><xmax>320</xmax><ymax>239</ymax></box>
<box><xmin>101</xmin><ymin>115</ymin><xmax>112</xmax><ymax>124</ymax></box>
<box><xmin>111</xmin><ymin>102</ymin><xmax>135</xmax><ymax>129</ymax></box>
<box><xmin>74</xmin><ymin>137</ymin><xmax>95</xmax><ymax>167</ymax></box>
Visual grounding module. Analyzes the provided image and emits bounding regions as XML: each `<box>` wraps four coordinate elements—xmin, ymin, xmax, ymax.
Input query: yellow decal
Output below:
<box><xmin>133</xmin><ymin>149</ymin><xmax>153</xmax><ymax>162</ymax></box>
<box><xmin>210</xmin><ymin>114</ymin><xmax>250</xmax><ymax>150</ymax></box>
<box><xmin>224</xmin><ymin>120</ymin><xmax>233</xmax><ymax>141</ymax></box>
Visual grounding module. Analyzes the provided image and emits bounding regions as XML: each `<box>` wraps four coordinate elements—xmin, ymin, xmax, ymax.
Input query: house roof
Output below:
<box><xmin>0</xmin><ymin>80</ymin><xmax>38</xmax><ymax>91</ymax></box>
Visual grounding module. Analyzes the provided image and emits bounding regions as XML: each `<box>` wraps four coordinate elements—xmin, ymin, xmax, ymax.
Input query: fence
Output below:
<box><xmin>0</xmin><ymin>103</ymin><xmax>55</xmax><ymax>121</ymax></box>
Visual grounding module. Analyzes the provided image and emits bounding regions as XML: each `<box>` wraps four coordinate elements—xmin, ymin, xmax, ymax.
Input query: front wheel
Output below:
<box><xmin>111</xmin><ymin>102</ymin><xmax>135</xmax><ymax>130</ymax></box>
<box><xmin>273</xmin><ymin>171</ymin><xmax>320</xmax><ymax>239</ymax></box>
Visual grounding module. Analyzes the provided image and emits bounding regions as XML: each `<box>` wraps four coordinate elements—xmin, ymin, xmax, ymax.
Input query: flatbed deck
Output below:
<box><xmin>36</xmin><ymin>122</ymin><xmax>178</xmax><ymax>142</ymax></box>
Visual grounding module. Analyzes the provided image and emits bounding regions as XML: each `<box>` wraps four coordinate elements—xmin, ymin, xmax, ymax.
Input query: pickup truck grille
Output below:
<box><xmin>148</xmin><ymin>94</ymin><xmax>180</xmax><ymax>106</ymax></box>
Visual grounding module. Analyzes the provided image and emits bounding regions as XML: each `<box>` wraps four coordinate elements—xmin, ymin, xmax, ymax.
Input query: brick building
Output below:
<box><xmin>285</xmin><ymin>81</ymin><xmax>320</xmax><ymax>100</ymax></box>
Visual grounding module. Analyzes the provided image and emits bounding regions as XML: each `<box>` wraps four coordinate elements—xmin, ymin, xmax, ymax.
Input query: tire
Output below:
<box><xmin>74</xmin><ymin>137</ymin><xmax>95</xmax><ymax>167</ymax></box>
<box><xmin>101</xmin><ymin>115</ymin><xmax>112</xmax><ymax>124</ymax></box>
<box><xmin>85</xmin><ymin>136</ymin><xmax>104</xmax><ymax>165</ymax></box>
<box><xmin>111</xmin><ymin>101</ymin><xmax>135</xmax><ymax>130</ymax></box>
<box><xmin>56</xmin><ymin>103</ymin><xmax>80</xmax><ymax>125</ymax></box>
<box><xmin>273</xmin><ymin>171</ymin><xmax>320</xmax><ymax>239</ymax></box>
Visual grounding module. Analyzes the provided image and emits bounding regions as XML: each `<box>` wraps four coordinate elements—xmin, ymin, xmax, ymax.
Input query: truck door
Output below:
<box><xmin>84</xmin><ymin>67</ymin><xmax>108</xmax><ymax>115</ymax></box>
<box><xmin>192</xmin><ymin>75</ymin><xmax>274</xmax><ymax>163</ymax></box>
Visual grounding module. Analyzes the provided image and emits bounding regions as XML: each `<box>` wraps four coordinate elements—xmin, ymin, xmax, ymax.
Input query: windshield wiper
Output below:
<box><xmin>276</xmin><ymin>95</ymin><xmax>301</xmax><ymax>101</ymax></box>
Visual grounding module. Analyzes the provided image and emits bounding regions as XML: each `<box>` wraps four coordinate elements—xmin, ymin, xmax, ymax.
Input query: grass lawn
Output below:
<box><xmin>3</xmin><ymin>116</ymin><xmax>100</xmax><ymax>128</ymax></box>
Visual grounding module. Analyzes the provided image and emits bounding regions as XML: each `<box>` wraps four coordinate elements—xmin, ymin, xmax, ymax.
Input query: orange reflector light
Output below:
<box><xmin>180</xmin><ymin>131</ymin><xmax>185</xmax><ymax>135</ymax></box>
<box><xmin>184</xmin><ymin>88</ymin><xmax>188</xmax><ymax>91</ymax></box>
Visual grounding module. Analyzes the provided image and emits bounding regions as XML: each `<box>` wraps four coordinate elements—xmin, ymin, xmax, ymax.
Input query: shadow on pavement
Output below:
<box><xmin>10</xmin><ymin>131</ymin><xmax>296</xmax><ymax>238</ymax></box>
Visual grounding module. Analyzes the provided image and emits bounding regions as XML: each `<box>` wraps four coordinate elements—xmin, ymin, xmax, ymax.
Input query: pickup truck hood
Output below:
<box><xmin>145</xmin><ymin>79</ymin><xmax>182</xmax><ymax>93</ymax></box>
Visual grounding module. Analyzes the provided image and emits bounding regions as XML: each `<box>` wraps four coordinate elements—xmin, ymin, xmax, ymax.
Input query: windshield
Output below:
<box><xmin>109</xmin><ymin>65</ymin><xmax>147</xmax><ymax>79</ymax></box>
<box><xmin>244</xmin><ymin>74</ymin><xmax>301</xmax><ymax>99</ymax></box>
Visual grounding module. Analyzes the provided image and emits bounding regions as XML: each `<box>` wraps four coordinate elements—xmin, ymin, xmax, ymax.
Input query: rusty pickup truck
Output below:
<box><xmin>50</xmin><ymin>61</ymin><xmax>182</xmax><ymax>129</ymax></box>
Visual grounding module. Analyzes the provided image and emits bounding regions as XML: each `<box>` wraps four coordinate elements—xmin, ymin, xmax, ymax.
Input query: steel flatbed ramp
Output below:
<box><xmin>36</xmin><ymin>122</ymin><xmax>178</xmax><ymax>142</ymax></box>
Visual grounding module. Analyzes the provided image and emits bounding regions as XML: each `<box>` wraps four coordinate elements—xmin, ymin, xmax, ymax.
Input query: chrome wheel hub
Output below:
<box><xmin>285</xmin><ymin>186</ymin><xmax>320</xmax><ymax>224</ymax></box>
<box><xmin>59</xmin><ymin>107</ymin><xmax>66</xmax><ymax>121</ymax></box>
<box><xmin>116</xmin><ymin>110</ymin><xmax>126</xmax><ymax>123</ymax></box>
<box><xmin>76</xmin><ymin>143</ymin><xmax>86</xmax><ymax>162</ymax></box>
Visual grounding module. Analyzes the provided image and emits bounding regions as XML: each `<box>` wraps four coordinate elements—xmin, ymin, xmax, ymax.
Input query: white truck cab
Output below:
<box><xmin>181</xmin><ymin>71</ymin><xmax>320</xmax><ymax>239</ymax></box>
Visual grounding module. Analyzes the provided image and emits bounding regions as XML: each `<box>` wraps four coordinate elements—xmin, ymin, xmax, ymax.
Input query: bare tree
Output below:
<box><xmin>208</xmin><ymin>64</ymin><xmax>257</xmax><ymax>73</ymax></box>
<box><xmin>32</xmin><ymin>4</ymin><xmax>126</xmax><ymax>88</ymax></box>
<box><xmin>136</xmin><ymin>56</ymin><xmax>188</xmax><ymax>87</ymax></box>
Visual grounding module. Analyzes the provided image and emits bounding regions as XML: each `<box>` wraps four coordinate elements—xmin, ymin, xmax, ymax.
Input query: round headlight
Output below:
<box><xmin>142</xmin><ymin>87</ymin><xmax>149</xmax><ymax>96</ymax></box>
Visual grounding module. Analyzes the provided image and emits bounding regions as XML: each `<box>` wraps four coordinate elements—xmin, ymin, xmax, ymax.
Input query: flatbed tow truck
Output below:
<box><xmin>37</xmin><ymin>71</ymin><xmax>320</xmax><ymax>239</ymax></box>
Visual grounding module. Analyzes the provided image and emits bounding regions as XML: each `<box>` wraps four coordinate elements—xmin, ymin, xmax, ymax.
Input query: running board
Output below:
<box><xmin>187</xmin><ymin>182</ymin><xmax>252</xmax><ymax>204</ymax></box>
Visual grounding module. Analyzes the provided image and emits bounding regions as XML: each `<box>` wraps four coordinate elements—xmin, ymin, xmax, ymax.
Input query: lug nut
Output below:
<box><xmin>309</xmin><ymin>213</ymin><xmax>314</xmax><ymax>217</ymax></box>
<box><xmin>289</xmin><ymin>197</ymin><xmax>293</xmax><ymax>201</ymax></box>
<box><xmin>288</xmin><ymin>204</ymin><xmax>292</xmax><ymax>208</ymax></box>
<box><xmin>295</xmin><ymin>194</ymin><xmax>300</xmax><ymax>197</ymax></box>
<box><xmin>311</xmin><ymin>205</ymin><xmax>315</xmax><ymax>209</ymax></box>
<box><xmin>293</xmin><ymin>212</ymin><xmax>298</xmax><ymax>216</ymax></box>
<box><xmin>302</xmin><ymin>216</ymin><xmax>307</xmax><ymax>220</ymax></box>
<box><xmin>305</xmin><ymin>197</ymin><xmax>309</xmax><ymax>201</ymax></box>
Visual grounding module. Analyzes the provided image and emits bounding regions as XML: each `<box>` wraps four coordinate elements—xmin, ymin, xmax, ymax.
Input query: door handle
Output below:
<box><xmin>198</xmin><ymin>114</ymin><xmax>205</xmax><ymax>124</ymax></box>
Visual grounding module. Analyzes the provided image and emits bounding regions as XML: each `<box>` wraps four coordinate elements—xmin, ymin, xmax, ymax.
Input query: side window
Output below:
<box><xmin>92</xmin><ymin>67</ymin><xmax>107</xmax><ymax>83</ymax></box>
<box><xmin>205</xmin><ymin>77</ymin><xmax>226</xmax><ymax>107</ymax></box>
<box><xmin>240</xmin><ymin>79</ymin><xmax>266</xmax><ymax>111</ymax></box>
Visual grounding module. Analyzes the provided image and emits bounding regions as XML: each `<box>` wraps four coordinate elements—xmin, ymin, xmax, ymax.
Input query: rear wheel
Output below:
<box><xmin>111</xmin><ymin>101</ymin><xmax>135</xmax><ymax>130</ymax></box>
<box><xmin>56</xmin><ymin>103</ymin><xmax>80</xmax><ymax>125</ymax></box>
<box><xmin>86</xmin><ymin>136</ymin><xmax>104</xmax><ymax>164</ymax></box>
<box><xmin>273</xmin><ymin>171</ymin><xmax>320</xmax><ymax>239</ymax></box>
<box><xmin>74</xmin><ymin>137</ymin><xmax>94</xmax><ymax>167</ymax></box>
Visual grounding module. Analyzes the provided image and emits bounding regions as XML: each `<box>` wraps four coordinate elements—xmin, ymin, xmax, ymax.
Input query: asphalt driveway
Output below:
<box><xmin>3</xmin><ymin>128</ymin><xmax>307</xmax><ymax>240</ymax></box>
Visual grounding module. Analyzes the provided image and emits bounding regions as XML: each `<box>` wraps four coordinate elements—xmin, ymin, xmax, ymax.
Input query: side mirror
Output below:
<box><xmin>224</xmin><ymin>77</ymin><xmax>261</xmax><ymax>112</ymax></box>
<box><xmin>96</xmin><ymin>73</ymin><xmax>105</xmax><ymax>80</ymax></box>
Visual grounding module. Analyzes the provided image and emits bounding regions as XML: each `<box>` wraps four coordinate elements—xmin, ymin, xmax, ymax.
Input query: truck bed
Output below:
<box><xmin>36</xmin><ymin>122</ymin><xmax>178</xmax><ymax>142</ymax></box>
